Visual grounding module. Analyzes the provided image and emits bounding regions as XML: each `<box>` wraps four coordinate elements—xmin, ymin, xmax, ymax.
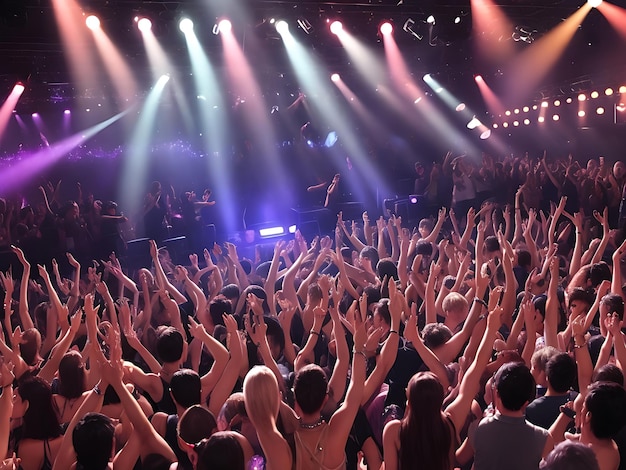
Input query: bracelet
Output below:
<box><xmin>353</xmin><ymin>349</ymin><xmax>367</xmax><ymax>360</ymax></box>
<box><xmin>310</xmin><ymin>330</ymin><xmax>320</xmax><ymax>336</ymax></box>
<box><xmin>389</xmin><ymin>330</ymin><xmax>399</xmax><ymax>335</ymax></box>
<box><xmin>574</xmin><ymin>341</ymin><xmax>587</xmax><ymax>349</ymax></box>
<box><xmin>93</xmin><ymin>385</ymin><xmax>102</xmax><ymax>395</ymax></box>
<box><xmin>478</xmin><ymin>314</ymin><xmax>487</xmax><ymax>321</ymax></box>
<box><xmin>474</xmin><ymin>297</ymin><xmax>488</xmax><ymax>308</ymax></box>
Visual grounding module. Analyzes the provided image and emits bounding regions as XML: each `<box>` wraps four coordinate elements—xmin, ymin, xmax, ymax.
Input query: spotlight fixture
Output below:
<box><xmin>480</xmin><ymin>129</ymin><xmax>491</xmax><ymax>139</ymax></box>
<box><xmin>403</xmin><ymin>18</ymin><xmax>423</xmax><ymax>40</ymax></box>
<box><xmin>454</xmin><ymin>16</ymin><xmax>461</xmax><ymax>24</ymax></box>
<box><xmin>218</xmin><ymin>19</ymin><xmax>232</xmax><ymax>34</ymax></box>
<box><xmin>596</xmin><ymin>107</ymin><xmax>605</xmax><ymax>115</ymax></box>
<box><xmin>330</xmin><ymin>20</ymin><xmax>343</xmax><ymax>35</ymax></box>
<box><xmin>13</xmin><ymin>83</ymin><xmax>25</xmax><ymax>94</ymax></box>
<box><xmin>86</xmin><ymin>15</ymin><xmax>100</xmax><ymax>30</ymax></box>
<box><xmin>297</xmin><ymin>17</ymin><xmax>313</xmax><ymax>34</ymax></box>
<box><xmin>616</xmin><ymin>103</ymin><xmax>626</xmax><ymax>112</ymax></box>
<box><xmin>275</xmin><ymin>20</ymin><xmax>289</xmax><ymax>34</ymax></box>
<box><xmin>587</xmin><ymin>0</ymin><xmax>603</xmax><ymax>7</ymax></box>
<box><xmin>620</xmin><ymin>86</ymin><xmax>626</xmax><ymax>94</ymax></box>
<box><xmin>523</xmin><ymin>106</ymin><xmax>529</xmax><ymax>112</ymax></box>
<box><xmin>330</xmin><ymin>73</ymin><xmax>340</xmax><ymax>82</ymax></box>
<box><xmin>578</xmin><ymin>110</ymin><xmax>586</xmax><ymax>117</ymax></box>
<box><xmin>179</xmin><ymin>18</ymin><xmax>194</xmax><ymax>33</ymax></box>
<box><xmin>605</xmin><ymin>88</ymin><xmax>614</xmax><ymax>96</ymax></box>
<box><xmin>455</xmin><ymin>103</ymin><xmax>466</xmax><ymax>112</ymax></box>
<box><xmin>467</xmin><ymin>116</ymin><xmax>481</xmax><ymax>129</ymax></box>
<box><xmin>552</xmin><ymin>114</ymin><xmax>560</xmax><ymax>121</ymax></box>
<box><xmin>590</xmin><ymin>91</ymin><xmax>599</xmax><ymax>99</ymax></box>
<box><xmin>137</xmin><ymin>17</ymin><xmax>152</xmax><ymax>32</ymax></box>
<box><xmin>380</xmin><ymin>21</ymin><xmax>393</xmax><ymax>35</ymax></box>
<box><xmin>426</xmin><ymin>15</ymin><xmax>436</xmax><ymax>25</ymax></box>
<box><xmin>541</xmin><ymin>101</ymin><xmax>548</xmax><ymax>108</ymax></box>
<box><xmin>523</xmin><ymin>119</ymin><xmax>530</xmax><ymax>125</ymax></box>
<box><xmin>578</xmin><ymin>93</ymin><xmax>586</xmax><ymax>101</ymax></box>
<box><xmin>538</xmin><ymin>116</ymin><xmax>545</xmax><ymax>123</ymax></box>
<box><xmin>64</xmin><ymin>109</ymin><xmax>71</xmax><ymax>115</ymax></box>
<box><xmin>554</xmin><ymin>100</ymin><xmax>561</xmax><ymax>106</ymax></box>
<box><xmin>474</xmin><ymin>75</ymin><xmax>483</xmax><ymax>82</ymax></box>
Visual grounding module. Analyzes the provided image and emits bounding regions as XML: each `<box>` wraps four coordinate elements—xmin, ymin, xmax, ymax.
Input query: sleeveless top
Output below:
<box><xmin>164</xmin><ymin>414</ymin><xmax>193</xmax><ymax>470</ymax></box>
<box><xmin>294</xmin><ymin>423</ymin><xmax>347</xmax><ymax>470</ymax></box>
<box><xmin>17</xmin><ymin>439</ymin><xmax>52</xmax><ymax>470</ymax></box>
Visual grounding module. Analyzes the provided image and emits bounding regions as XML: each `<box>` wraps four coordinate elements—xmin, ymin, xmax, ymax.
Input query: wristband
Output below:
<box><xmin>474</xmin><ymin>297</ymin><xmax>488</xmax><ymax>308</ymax></box>
<box><xmin>573</xmin><ymin>341</ymin><xmax>587</xmax><ymax>349</ymax></box>
<box><xmin>560</xmin><ymin>405</ymin><xmax>576</xmax><ymax>419</ymax></box>
<box><xmin>93</xmin><ymin>385</ymin><xmax>102</xmax><ymax>395</ymax></box>
<box><xmin>389</xmin><ymin>330</ymin><xmax>399</xmax><ymax>336</ymax></box>
<box><xmin>353</xmin><ymin>349</ymin><xmax>367</xmax><ymax>360</ymax></box>
<box><xmin>310</xmin><ymin>330</ymin><xmax>320</xmax><ymax>336</ymax></box>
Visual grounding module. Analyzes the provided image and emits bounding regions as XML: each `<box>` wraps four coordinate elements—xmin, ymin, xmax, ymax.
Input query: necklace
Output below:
<box><xmin>299</xmin><ymin>418</ymin><xmax>324</xmax><ymax>430</ymax></box>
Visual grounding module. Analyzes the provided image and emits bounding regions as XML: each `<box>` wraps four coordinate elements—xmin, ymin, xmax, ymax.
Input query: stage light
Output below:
<box><xmin>86</xmin><ymin>15</ymin><xmax>100</xmax><ymax>30</ymax></box>
<box><xmin>380</xmin><ymin>22</ymin><xmax>393</xmax><ymax>35</ymax></box>
<box><xmin>413</xmin><ymin>97</ymin><xmax>422</xmax><ymax>104</ymax></box>
<box><xmin>409</xmin><ymin>195</ymin><xmax>418</xmax><ymax>204</ymax></box>
<box><xmin>467</xmin><ymin>116</ymin><xmax>481</xmax><ymax>129</ymax></box>
<box><xmin>480</xmin><ymin>129</ymin><xmax>491</xmax><ymax>139</ymax></box>
<box><xmin>218</xmin><ymin>19</ymin><xmax>232</xmax><ymax>34</ymax></box>
<box><xmin>179</xmin><ymin>18</ymin><xmax>193</xmax><ymax>33</ymax></box>
<box><xmin>554</xmin><ymin>100</ymin><xmax>561</xmax><ymax>106</ymax></box>
<box><xmin>605</xmin><ymin>88</ymin><xmax>614</xmax><ymax>96</ymax></box>
<box><xmin>541</xmin><ymin>101</ymin><xmax>548</xmax><ymax>108</ymax></box>
<box><xmin>513</xmin><ymin>120</ymin><xmax>519</xmax><ymax>126</ymax></box>
<box><xmin>493</xmin><ymin>123</ymin><xmax>498</xmax><ymax>128</ymax></box>
<box><xmin>275</xmin><ymin>20</ymin><xmax>289</xmax><ymax>34</ymax></box>
<box><xmin>474</xmin><ymin>75</ymin><xmax>483</xmax><ymax>82</ymax></box>
<box><xmin>578</xmin><ymin>93</ymin><xmax>587</xmax><ymax>101</ymax></box>
<box><xmin>423</xmin><ymin>74</ymin><xmax>432</xmax><ymax>82</ymax></box>
<box><xmin>502</xmin><ymin>122</ymin><xmax>509</xmax><ymax>128</ymax></box>
<box><xmin>455</xmin><ymin>103</ymin><xmax>466</xmax><ymax>112</ymax></box>
<box><xmin>13</xmin><ymin>83</ymin><xmax>25</xmax><ymax>94</ymax></box>
<box><xmin>596</xmin><ymin>107</ymin><xmax>605</xmax><ymax>115</ymax></box>
<box><xmin>137</xmin><ymin>18</ymin><xmax>152</xmax><ymax>32</ymax></box>
<box><xmin>552</xmin><ymin>114</ymin><xmax>560</xmax><ymax>121</ymax></box>
<box><xmin>620</xmin><ymin>86</ymin><xmax>626</xmax><ymax>94</ymax></box>
<box><xmin>617</xmin><ymin>103</ymin><xmax>626</xmax><ymax>112</ymax></box>
<box><xmin>157</xmin><ymin>74</ymin><xmax>170</xmax><ymax>86</ymax></box>
<box><xmin>288</xmin><ymin>225</ymin><xmax>297</xmax><ymax>234</ymax></box>
<box><xmin>426</xmin><ymin>15</ymin><xmax>436</xmax><ymax>25</ymax></box>
<box><xmin>259</xmin><ymin>226</ymin><xmax>285</xmax><ymax>237</ymax></box>
<box><xmin>524</xmin><ymin>119</ymin><xmax>530</xmax><ymax>125</ymax></box>
<box><xmin>566</xmin><ymin>97</ymin><xmax>573</xmax><ymax>104</ymax></box>
<box><xmin>588</xmin><ymin>0</ymin><xmax>603</xmax><ymax>7</ymax></box>
<box><xmin>330</xmin><ymin>21</ymin><xmax>343</xmax><ymax>35</ymax></box>
<box><xmin>32</xmin><ymin>113</ymin><xmax>39</xmax><ymax>118</ymax></box>
<box><xmin>454</xmin><ymin>16</ymin><xmax>461</xmax><ymax>24</ymax></box>
<box><xmin>64</xmin><ymin>110</ymin><xmax>71</xmax><ymax>115</ymax></box>
<box><xmin>331</xmin><ymin>73</ymin><xmax>340</xmax><ymax>82</ymax></box>
<box><xmin>532</xmin><ymin>105</ymin><xmax>538</xmax><ymax>110</ymax></box>
<box><xmin>505</xmin><ymin>110</ymin><xmax>511</xmax><ymax>116</ymax></box>
<box><xmin>578</xmin><ymin>110</ymin><xmax>586</xmax><ymax>117</ymax></box>
<box><xmin>523</xmin><ymin>106</ymin><xmax>529</xmax><ymax>112</ymax></box>
<box><xmin>538</xmin><ymin>116</ymin><xmax>545</xmax><ymax>123</ymax></box>
<box><xmin>590</xmin><ymin>91</ymin><xmax>599</xmax><ymax>99</ymax></box>
<box><xmin>514</xmin><ymin>108</ymin><xmax>520</xmax><ymax>114</ymax></box>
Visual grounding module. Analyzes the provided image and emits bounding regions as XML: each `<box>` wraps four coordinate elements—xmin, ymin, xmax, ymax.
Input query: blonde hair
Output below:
<box><xmin>243</xmin><ymin>366</ymin><xmax>280</xmax><ymax>425</ymax></box>
<box><xmin>442</xmin><ymin>292</ymin><xmax>468</xmax><ymax>316</ymax></box>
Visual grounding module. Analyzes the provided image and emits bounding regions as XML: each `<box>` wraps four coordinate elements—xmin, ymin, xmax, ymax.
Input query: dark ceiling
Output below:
<box><xmin>1</xmin><ymin>0</ymin><xmax>626</xmax><ymax>111</ymax></box>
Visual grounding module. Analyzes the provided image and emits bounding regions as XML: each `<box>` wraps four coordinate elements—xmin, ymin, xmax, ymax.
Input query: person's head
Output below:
<box><xmin>530</xmin><ymin>346</ymin><xmax>560</xmax><ymax>387</ymax></box>
<box><xmin>405</xmin><ymin>371</ymin><xmax>445</xmax><ymax>416</ymax></box>
<box><xmin>545</xmin><ymin>353</ymin><xmax>576</xmax><ymax>394</ymax></box>
<box><xmin>418</xmin><ymin>218</ymin><xmax>435</xmax><ymax>239</ymax></box>
<box><xmin>220</xmin><ymin>284</ymin><xmax>240</xmax><ymax>305</ymax></box>
<box><xmin>568</xmin><ymin>288</ymin><xmax>594</xmax><ymax>318</ymax></box>
<box><xmin>102</xmin><ymin>201</ymin><xmax>118</xmax><ymax>215</ymax></box>
<box><xmin>483</xmin><ymin>235</ymin><xmax>501</xmax><ymax>257</ymax></box>
<box><xmin>422</xmin><ymin>323</ymin><xmax>453</xmax><ymax>350</ymax></box>
<box><xmin>170</xmin><ymin>369</ymin><xmax>201</xmax><ymax>409</ymax></box>
<box><xmin>19</xmin><ymin>328</ymin><xmax>42</xmax><ymax>366</ymax></box>
<box><xmin>377</xmin><ymin>258</ymin><xmax>398</xmax><ymax>282</ymax></box>
<box><xmin>414</xmin><ymin>240</ymin><xmax>433</xmax><ymax>259</ymax></box>
<box><xmin>442</xmin><ymin>292</ymin><xmax>469</xmax><ymax>319</ymax></box>
<box><xmin>243</xmin><ymin>366</ymin><xmax>281</xmax><ymax>425</ymax></box>
<box><xmin>583</xmin><ymin>381</ymin><xmax>626</xmax><ymax>439</ymax></box>
<box><xmin>177</xmin><ymin>405</ymin><xmax>217</xmax><ymax>455</ymax></box>
<box><xmin>73</xmin><ymin>412</ymin><xmax>115</xmax><ymax>470</ymax></box>
<box><xmin>540</xmin><ymin>440</ymin><xmax>599</xmax><ymax>470</ymax></box>
<box><xmin>264</xmin><ymin>316</ymin><xmax>285</xmax><ymax>360</ymax></box>
<box><xmin>613</xmin><ymin>161</ymin><xmax>625</xmax><ymax>180</ymax></box>
<box><xmin>58</xmin><ymin>350</ymin><xmax>86</xmax><ymax>399</ymax></box>
<box><xmin>593</xmin><ymin>364</ymin><xmax>624</xmax><ymax>386</ymax></box>
<box><xmin>155</xmin><ymin>326</ymin><xmax>184</xmax><ymax>364</ymax></box>
<box><xmin>209</xmin><ymin>298</ymin><xmax>232</xmax><ymax>330</ymax></box>
<box><xmin>194</xmin><ymin>432</ymin><xmax>245</xmax><ymax>470</ymax></box>
<box><xmin>242</xmin><ymin>285</ymin><xmax>269</xmax><ymax>315</ymax></box>
<box><xmin>14</xmin><ymin>376</ymin><xmax>61</xmax><ymax>440</ymax></box>
<box><xmin>372</xmin><ymin>299</ymin><xmax>391</xmax><ymax>331</ymax></box>
<box><xmin>532</xmin><ymin>294</ymin><xmax>547</xmax><ymax>333</ymax></box>
<box><xmin>293</xmin><ymin>364</ymin><xmax>328</xmax><ymax>416</ymax></box>
<box><xmin>359</xmin><ymin>246</ymin><xmax>379</xmax><ymax>273</ymax></box>
<box><xmin>494</xmin><ymin>362</ymin><xmax>536</xmax><ymax>412</ymax></box>
<box><xmin>217</xmin><ymin>393</ymin><xmax>247</xmax><ymax>432</ymax></box>
<box><xmin>589</xmin><ymin>262</ymin><xmax>611</xmax><ymax>288</ymax></box>
<box><xmin>600</xmin><ymin>293</ymin><xmax>625</xmax><ymax>321</ymax></box>
<box><xmin>307</xmin><ymin>283</ymin><xmax>323</xmax><ymax>307</ymax></box>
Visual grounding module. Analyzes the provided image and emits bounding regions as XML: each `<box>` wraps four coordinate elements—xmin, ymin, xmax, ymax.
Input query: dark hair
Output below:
<box><xmin>241</xmin><ymin>285</ymin><xmax>270</xmax><ymax>316</ymax></box>
<box><xmin>178</xmin><ymin>405</ymin><xmax>217</xmax><ymax>445</ymax></box>
<box><xmin>360</xmin><ymin>246</ymin><xmax>380</xmax><ymax>269</ymax></box>
<box><xmin>415</xmin><ymin>241</ymin><xmax>433</xmax><ymax>257</ymax></box>
<box><xmin>73</xmin><ymin>412</ymin><xmax>115</xmax><ymax>470</ymax></box>
<box><xmin>601</xmin><ymin>293</ymin><xmax>625</xmax><ymax>320</ymax></box>
<box><xmin>484</xmin><ymin>235</ymin><xmax>500</xmax><ymax>253</ymax></box>
<box><xmin>374</xmin><ymin>300</ymin><xmax>391</xmax><ymax>327</ymax></box>
<box><xmin>377</xmin><ymin>258</ymin><xmax>398</xmax><ymax>282</ymax></box>
<box><xmin>516</xmin><ymin>249</ymin><xmax>532</xmax><ymax>268</ymax></box>
<box><xmin>540</xmin><ymin>440</ymin><xmax>599</xmax><ymax>470</ymax></box>
<box><xmin>220</xmin><ymin>284</ymin><xmax>240</xmax><ymax>301</ymax></box>
<box><xmin>19</xmin><ymin>328</ymin><xmax>41</xmax><ymax>366</ymax></box>
<box><xmin>17</xmin><ymin>376</ymin><xmax>61</xmax><ymax>440</ymax></box>
<box><xmin>422</xmin><ymin>323</ymin><xmax>453</xmax><ymax>349</ymax></box>
<box><xmin>400</xmin><ymin>372</ymin><xmax>451</xmax><ymax>470</ymax></box>
<box><xmin>170</xmin><ymin>369</ymin><xmax>201</xmax><ymax>409</ymax></box>
<box><xmin>568</xmin><ymin>287</ymin><xmax>594</xmax><ymax>308</ymax></box>
<box><xmin>533</xmin><ymin>295</ymin><xmax>547</xmax><ymax>320</ymax></box>
<box><xmin>585</xmin><ymin>381</ymin><xmax>626</xmax><ymax>439</ymax></box>
<box><xmin>494</xmin><ymin>362</ymin><xmax>535</xmax><ymax>411</ymax></box>
<box><xmin>58</xmin><ymin>351</ymin><xmax>86</xmax><ymax>399</ymax></box>
<box><xmin>307</xmin><ymin>283</ymin><xmax>323</xmax><ymax>304</ymax></box>
<box><xmin>209</xmin><ymin>298</ymin><xmax>232</xmax><ymax>328</ymax></box>
<box><xmin>294</xmin><ymin>364</ymin><xmax>328</xmax><ymax>414</ymax></box>
<box><xmin>363</xmin><ymin>285</ymin><xmax>382</xmax><ymax>308</ymax></box>
<box><xmin>593</xmin><ymin>364</ymin><xmax>624</xmax><ymax>386</ymax></box>
<box><xmin>589</xmin><ymin>262</ymin><xmax>611</xmax><ymax>288</ymax></box>
<box><xmin>196</xmin><ymin>432</ymin><xmax>245</xmax><ymax>470</ymax></box>
<box><xmin>264</xmin><ymin>316</ymin><xmax>285</xmax><ymax>355</ymax></box>
<box><xmin>545</xmin><ymin>353</ymin><xmax>576</xmax><ymax>394</ymax></box>
<box><xmin>156</xmin><ymin>327</ymin><xmax>184</xmax><ymax>363</ymax></box>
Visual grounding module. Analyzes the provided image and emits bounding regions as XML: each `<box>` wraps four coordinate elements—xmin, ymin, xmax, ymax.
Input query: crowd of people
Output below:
<box><xmin>0</xmin><ymin>150</ymin><xmax>625</xmax><ymax>469</ymax></box>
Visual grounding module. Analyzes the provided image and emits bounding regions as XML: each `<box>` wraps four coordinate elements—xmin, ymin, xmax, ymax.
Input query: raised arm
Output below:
<box><xmin>11</xmin><ymin>247</ymin><xmax>34</xmax><ymax>331</ymax></box>
<box><xmin>544</xmin><ymin>257</ymin><xmax>560</xmax><ymax>349</ymax></box>
<box><xmin>590</xmin><ymin>207</ymin><xmax>611</xmax><ymax>265</ymax></box>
